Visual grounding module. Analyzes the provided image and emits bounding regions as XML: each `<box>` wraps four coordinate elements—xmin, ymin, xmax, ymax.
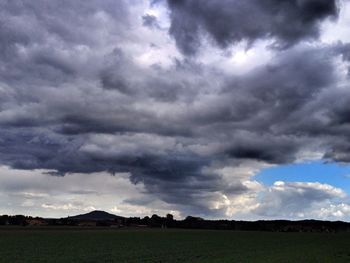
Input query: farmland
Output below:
<box><xmin>0</xmin><ymin>228</ymin><xmax>349</xmax><ymax>262</ymax></box>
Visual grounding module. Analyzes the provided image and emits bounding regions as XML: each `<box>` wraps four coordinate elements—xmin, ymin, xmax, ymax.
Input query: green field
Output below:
<box><xmin>0</xmin><ymin>228</ymin><xmax>349</xmax><ymax>262</ymax></box>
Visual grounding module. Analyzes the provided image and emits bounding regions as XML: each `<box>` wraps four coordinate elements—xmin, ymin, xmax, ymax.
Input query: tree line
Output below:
<box><xmin>1</xmin><ymin>214</ymin><xmax>350</xmax><ymax>233</ymax></box>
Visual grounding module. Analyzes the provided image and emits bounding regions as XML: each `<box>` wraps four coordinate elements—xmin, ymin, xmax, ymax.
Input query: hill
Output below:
<box><xmin>68</xmin><ymin>210</ymin><xmax>123</xmax><ymax>221</ymax></box>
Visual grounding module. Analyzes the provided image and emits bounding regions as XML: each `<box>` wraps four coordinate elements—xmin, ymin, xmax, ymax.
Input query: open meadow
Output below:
<box><xmin>0</xmin><ymin>228</ymin><xmax>349</xmax><ymax>262</ymax></box>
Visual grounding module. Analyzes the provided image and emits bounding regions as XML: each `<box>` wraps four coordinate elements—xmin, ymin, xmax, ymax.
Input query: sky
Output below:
<box><xmin>1</xmin><ymin>0</ymin><xmax>350</xmax><ymax>221</ymax></box>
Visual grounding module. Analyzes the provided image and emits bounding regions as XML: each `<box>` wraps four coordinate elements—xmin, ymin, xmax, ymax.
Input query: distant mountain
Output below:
<box><xmin>68</xmin><ymin>210</ymin><xmax>124</xmax><ymax>221</ymax></box>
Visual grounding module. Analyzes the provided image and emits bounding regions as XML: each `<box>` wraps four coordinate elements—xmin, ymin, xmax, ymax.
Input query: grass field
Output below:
<box><xmin>0</xmin><ymin>228</ymin><xmax>349</xmax><ymax>262</ymax></box>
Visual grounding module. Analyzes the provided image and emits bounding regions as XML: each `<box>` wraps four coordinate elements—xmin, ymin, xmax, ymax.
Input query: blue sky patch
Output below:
<box><xmin>255</xmin><ymin>161</ymin><xmax>350</xmax><ymax>194</ymax></box>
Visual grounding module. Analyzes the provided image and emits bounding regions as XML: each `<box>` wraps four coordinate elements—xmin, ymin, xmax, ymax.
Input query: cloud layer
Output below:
<box><xmin>0</xmin><ymin>0</ymin><xmax>350</xmax><ymax>219</ymax></box>
<box><xmin>166</xmin><ymin>0</ymin><xmax>339</xmax><ymax>55</ymax></box>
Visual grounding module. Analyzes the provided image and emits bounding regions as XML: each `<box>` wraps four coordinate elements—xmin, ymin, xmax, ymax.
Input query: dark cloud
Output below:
<box><xmin>166</xmin><ymin>0</ymin><xmax>339</xmax><ymax>55</ymax></box>
<box><xmin>142</xmin><ymin>14</ymin><xmax>161</xmax><ymax>29</ymax></box>
<box><xmin>98</xmin><ymin>49</ymin><xmax>187</xmax><ymax>102</ymax></box>
<box><xmin>0</xmin><ymin>0</ymin><xmax>129</xmax><ymax>86</ymax></box>
<box><xmin>1</xmin><ymin>42</ymin><xmax>349</xmax><ymax>216</ymax></box>
<box><xmin>225</xmin><ymin>135</ymin><xmax>300</xmax><ymax>164</ymax></box>
<box><xmin>1</xmin><ymin>0</ymin><xmax>350</xmax><ymax>217</ymax></box>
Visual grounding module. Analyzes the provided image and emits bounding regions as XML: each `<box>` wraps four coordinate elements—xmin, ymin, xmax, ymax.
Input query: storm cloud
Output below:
<box><xmin>0</xmin><ymin>0</ymin><xmax>350</xmax><ymax>218</ymax></box>
<box><xmin>166</xmin><ymin>0</ymin><xmax>339</xmax><ymax>55</ymax></box>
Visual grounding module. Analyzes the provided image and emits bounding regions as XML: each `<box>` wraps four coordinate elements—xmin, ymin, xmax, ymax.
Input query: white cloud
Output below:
<box><xmin>252</xmin><ymin>181</ymin><xmax>349</xmax><ymax>220</ymax></box>
<box><xmin>0</xmin><ymin>166</ymin><xmax>179</xmax><ymax>218</ymax></box>
<box><xmin>321</xmin><ymin>0</ymin><xmax>350</xmax><ymax>44</ymax></box>
<box><xmin>1</xmin><ymin>164</ymin><xmax>350</xmax><ymax>221</ymax></box>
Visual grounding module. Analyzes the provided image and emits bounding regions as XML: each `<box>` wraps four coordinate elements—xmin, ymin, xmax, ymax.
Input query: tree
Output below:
<box><xmin>166</xmin><ymin>214</ymin><xmax>174</xmax><ymax>221</ymax></box>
